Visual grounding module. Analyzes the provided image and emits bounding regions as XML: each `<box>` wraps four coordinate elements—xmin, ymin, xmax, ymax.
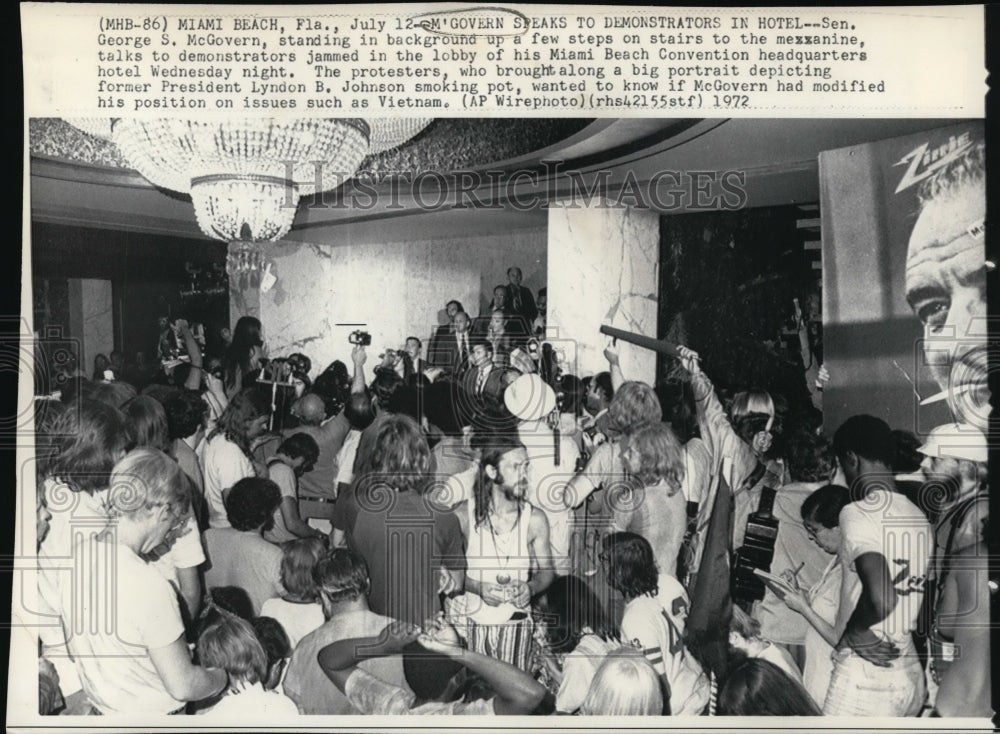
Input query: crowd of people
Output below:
<box><xmin>30</xmin><ymin>151</ymin><xmax>992</xmax><ymax>719</ymax></box>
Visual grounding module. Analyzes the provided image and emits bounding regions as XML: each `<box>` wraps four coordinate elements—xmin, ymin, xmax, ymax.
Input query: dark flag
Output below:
<box><xmin>686</xmin><ymin>471</ymin><xmax>735</xmax><ymax>681</ymax></box>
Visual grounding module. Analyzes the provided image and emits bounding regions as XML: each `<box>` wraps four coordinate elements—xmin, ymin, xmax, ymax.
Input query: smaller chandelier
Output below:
<box><xmin>226</xmin><ymin>241</ymin><xmax>265</xmax><ymax>292</ymax></box>
<box><xmin>65</xmin><ymin>118</ymin><xmax>430</xmax><ymax>242</ymax></box>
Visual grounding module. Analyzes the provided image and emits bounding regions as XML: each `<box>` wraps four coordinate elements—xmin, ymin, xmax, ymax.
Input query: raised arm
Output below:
<box><xmin>603</xmin><ymin>344</ymin><xmax>625</xmax><ymax>393</ymax></box>
<box><xmin>174</xmin><ymin>320</ymin><xmax>204</xmax><ymax>392</ymax></box>
<box><xmin>420</xmin><ymin>616</ymin><xmax>546</xmax><ymax>715</ymax></box>
<box><xmin>317</xmin><ymin>623</ymin><xmax>421</xmax><ymax>693</ymax></box>
<box><xmin>350</xmin><ymin>345</ymin><xmax>368</xmax><ymax>395</ymax></box>
<box><xmin>677</xmin><ymin>345</ymin><xmax>736</xmax><ymax>467</ymax></box>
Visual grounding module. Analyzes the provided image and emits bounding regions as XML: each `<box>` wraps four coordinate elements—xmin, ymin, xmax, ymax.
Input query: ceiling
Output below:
<box><xmin>29</xmin><ymin>117</ymin><xmax>959</xmax><ymax>248</ymax></box>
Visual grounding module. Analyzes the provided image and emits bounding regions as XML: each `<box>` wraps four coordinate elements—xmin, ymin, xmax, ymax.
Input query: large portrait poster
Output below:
<box><xmin>820</xmin><ymin>122</ymin><xmax>987</xmax><ymax>439</ymax></box>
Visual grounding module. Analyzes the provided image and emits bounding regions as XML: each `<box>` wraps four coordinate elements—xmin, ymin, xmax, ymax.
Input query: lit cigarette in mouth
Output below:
<box><xmin>919</xmin><ymin>384</ymin><xmax>973</xmax><ymax>406</ymax></box>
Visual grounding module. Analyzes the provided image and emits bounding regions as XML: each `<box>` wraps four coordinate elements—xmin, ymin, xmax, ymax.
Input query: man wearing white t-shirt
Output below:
<box><xmin>825</xmin><ymin>415</ymin><xmax>931</xmax><ymax>716</ymax></box>
<box><xmin>39</xmin><ymin>450</ymin><xmax>226</xmax><ymax>714</ymax></box>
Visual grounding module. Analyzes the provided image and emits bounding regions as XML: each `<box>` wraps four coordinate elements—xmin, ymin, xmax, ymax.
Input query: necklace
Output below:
<box><xmin>485</xmin><ymin>503</ymin><xmax>521</xmax><ymax>585</ymax></box>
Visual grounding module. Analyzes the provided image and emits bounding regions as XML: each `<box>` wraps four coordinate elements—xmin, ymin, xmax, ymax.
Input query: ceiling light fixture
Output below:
<box><xmin>65</xmin><ymin>118</ymin><xmax>430</xmax><ymax>242</ymax></box>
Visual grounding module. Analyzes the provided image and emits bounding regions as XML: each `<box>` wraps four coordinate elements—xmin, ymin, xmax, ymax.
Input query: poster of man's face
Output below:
<box><xmin>902</xmin><ymin>138</ymin><xmax>987</xmax><ymax>430</ymax></box>
<box><xmin>820</xmin><ymin>122</ymin><xmax>987</xmax><ymax>435</ymax></box>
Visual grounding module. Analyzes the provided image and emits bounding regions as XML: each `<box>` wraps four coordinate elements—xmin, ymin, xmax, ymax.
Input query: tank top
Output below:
<box><xmin>464</xmin><ymin>500</ymin><xmax>533</xmax><ymax>587</ymax></box>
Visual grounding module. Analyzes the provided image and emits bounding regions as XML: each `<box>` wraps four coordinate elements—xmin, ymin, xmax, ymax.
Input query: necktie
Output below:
<box><xmin>460</xmin><ymin>335</ymin><xmax>469</xmax><ymax>364</ymax></box>
<box><xmin>476</xmin><ymin>368</ymin><xmax>486</xmax><ymax>395</ymax></box>
<box><xmin>513</xmin><ymin>288</ymin><xmax>521</xmax><ymax>312</ymax></box>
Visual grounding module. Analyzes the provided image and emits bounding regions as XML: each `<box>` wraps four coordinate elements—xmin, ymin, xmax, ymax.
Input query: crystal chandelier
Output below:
<box><xmin>226</xmin><ymin>241</ymin><xmax>265</xmax><ymax>292</ymax></box>
<box><xmin>65</xmin><ymin>118</ymin><xmax>430</xmax><ymax>242</ymax></box>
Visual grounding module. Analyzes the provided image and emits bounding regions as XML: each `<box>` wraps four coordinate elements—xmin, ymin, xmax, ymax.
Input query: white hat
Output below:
<box><xmin>917</xmin><ymin>423</ymin><xmax>988</xmax><ymax>463</ymax></box>
<box><xmin>504</xmin><ymin>373</ymin><xmax>556</xmax><ymax>422</ymax></box>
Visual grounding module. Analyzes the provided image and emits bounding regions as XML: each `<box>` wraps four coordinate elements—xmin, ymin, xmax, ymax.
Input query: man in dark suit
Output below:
<box><xmin>430</xmin><ymin>310</ymin><xmax>473</xmax><ymax>377</ymax></box>
<box><xmin>429</xmin><ymin>300</ymin><xmax>463</xmax><ymax>363</ymax></box>
<box><xmin>505</xmin><ymin>267</ymin><xmax>538</xmax><ymax>323</ymax></box>
<box><xmin>463</xmin><ymin>338</ymin><xmax>509</xmax><ymax>408</ymax></box>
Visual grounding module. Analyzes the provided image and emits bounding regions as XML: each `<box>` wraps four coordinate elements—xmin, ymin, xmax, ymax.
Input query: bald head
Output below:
<box><xmin>293</xmin><ymin>393</ymin><xmax>326</xmax><ymax>425</ymax></box>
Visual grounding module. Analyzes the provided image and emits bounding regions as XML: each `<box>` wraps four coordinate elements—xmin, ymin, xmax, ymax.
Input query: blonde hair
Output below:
<box><xmin>730</xmin><ymin>390</ymin><xmax>774</xmax><ymax>422</ymax></box>
<box><xmin>730</xmin><ymin>604</ymin><xmax>762</xmax><ymax>641</ymax></box>
<box><xmin>625</xmin><ymin>422</ymin><xmax>685</xmax><ymax>492</ymax></box>
<box><xmin>580</xmin><ymin>647</ymin><xmax>663</xmax><ymax>716</ymax></box>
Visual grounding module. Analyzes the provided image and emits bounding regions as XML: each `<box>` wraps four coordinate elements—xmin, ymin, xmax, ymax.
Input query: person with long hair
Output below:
<box><xmin>537</xmin><ymin>575</ymin><xmax>620</xmax><ymax>713</ymax></box>
<box><xmin>615</xmin><ymin>422</ymin><xmax>688</xmax><ymax>578</ymax></box>
<box><xmin>561</xmin><ymin>379</ymin><xmax>663</xmax><ymax>586</ymax></box>
<box><xmin>450</xmin><ymin>434</ymin><xmax>554</xmax><ymax>670</ymax></box>
<box><xmin>202</xmin><ymin>387</ymin><xmax>271</xmax><ymax>529</ymax></box>
<box><xmin>563</xmin><ymin>380</ymin><xmax>663</xmax><ymax>511</ymax></box>
<box><xmin>223</xmin><ymin>316</ymin><xmax>265</xmax><ymax>399</ymax></box>
<box><xmin>340</xmin><ymin>414</ymin><xmax>466</xmax><ymax>627</ymax></box>
<box><xmin>717</xmin><ymin>658</ymin><xmax>822</xmax><ymax>716</ymax></box>
<box><xmin>602</xmin><ymin>531</ymin><xmax>710</xmax><ymax>715</ymax></box>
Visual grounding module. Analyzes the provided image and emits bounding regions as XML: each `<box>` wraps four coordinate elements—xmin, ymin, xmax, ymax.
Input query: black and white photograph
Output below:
<box><xmin>11</xmin><ymin>3</ymin><xmax>995</xmax><ymax>731</ymax></box>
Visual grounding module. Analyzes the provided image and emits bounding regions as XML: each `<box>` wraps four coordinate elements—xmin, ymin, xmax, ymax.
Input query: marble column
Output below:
<box><xmin>67</xmin><ymin>278</ymin><xmax>113</xmax><ymax>375</ymax></box>
<box><xmin>547</xmin><ymin>201</ymin><xmax>660</xmax><ymax>383</ymax></box>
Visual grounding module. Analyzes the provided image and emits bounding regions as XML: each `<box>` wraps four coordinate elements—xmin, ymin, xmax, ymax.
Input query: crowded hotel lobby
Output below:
<box><xmin>21</xmin><ymin>117</ymin><xmax>992</xmax><ymax>721</ymax></box>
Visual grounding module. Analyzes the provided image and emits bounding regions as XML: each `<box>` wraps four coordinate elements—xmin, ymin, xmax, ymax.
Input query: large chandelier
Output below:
<box><xmin>65</xmin><ymin>118</ymin><xmax>429</xmax><ymax>242</ymax></box>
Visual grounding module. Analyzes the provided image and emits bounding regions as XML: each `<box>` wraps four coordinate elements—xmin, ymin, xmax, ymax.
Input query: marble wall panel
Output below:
<box><xmin>230</xmin><ymin>228</ymin><xmax>547</xmax><ymax>375</ymax></box>
<box><xmin>547</xmin><ymin>202</ymin><xmax>660</xmax><ymax>383</ymax></box>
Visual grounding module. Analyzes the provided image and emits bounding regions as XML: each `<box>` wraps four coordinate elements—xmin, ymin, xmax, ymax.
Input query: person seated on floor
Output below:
<box><xmin>717</xmin><ymin>657</ymin><xmax>821</xmax><ymax>716</ymax></box>
<box><xmin>260</xmin><ymin>537</ymin><xmax>326</xmax><ymax>649</ymax></box>
<box><xmin>196</xmin><ymin>613</ymin><xmax>298</xmax><ymax>717</ymax></box>
<box><xmin>250</xmin><ymin>616</ymin><xmax>293</xmax><ymax>692</ymax></box>
<box><xmin>536</xmin><ymin>575</ymin><xmax>620</xmax><ymax>714</ymax></box>
<box><xmin>578</xmin><ymin>647</ymin><xmax>664</xmax><ymax>717</ymax></box>
<box><xmin>317</xmin><ymin>613</ymin><xmax>547</xmax><ymax>715</ymax></box>
<box><xmin>728</xmin><ymin>606</ymin><xmax>803</xmax><ymax>685</ymax></box>
<box><xmin>283</xmin><ymin>548</ymin><xmax>413</xmax><ymax>715</ymax></box>
<box><xmin>202</xmin><ymin>477</ymin><xmax>285</xmax><ymax>616</ymax></box>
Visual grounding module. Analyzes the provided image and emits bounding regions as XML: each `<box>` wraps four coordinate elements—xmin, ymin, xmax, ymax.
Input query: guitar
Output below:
<box><xmin>731</xmin><ymin>467</ymin><xmax>780</xmax><ymax>613</ymax></box>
